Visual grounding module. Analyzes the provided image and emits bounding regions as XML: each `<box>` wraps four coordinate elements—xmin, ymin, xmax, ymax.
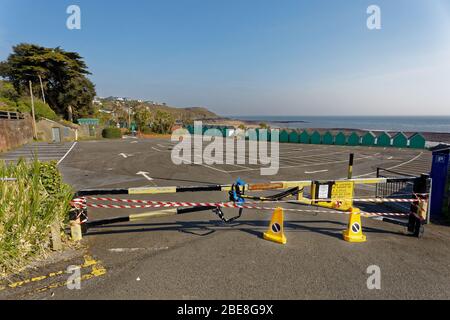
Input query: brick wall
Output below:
<box><xmin>0</xmin><ymin>116</ymin><xmax>33</xmax><ymax>153</ymax></box>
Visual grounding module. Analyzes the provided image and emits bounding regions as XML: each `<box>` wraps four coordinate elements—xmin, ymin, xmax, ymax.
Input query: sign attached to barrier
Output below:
<box><xmin>318</xmin><ymin>184</ymin><xmax>330</xmax><ymax>199</ymax></box>
<box><xmin>331</xmin><ymin>181</ymin><xmax>354</xmax><ymax>210</ymax></box>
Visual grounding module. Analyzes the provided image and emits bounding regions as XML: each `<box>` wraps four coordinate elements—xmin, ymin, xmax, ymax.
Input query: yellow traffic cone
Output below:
<box><xmin>264</xmin><ymin>207</ymin><xmax>287</xmax><ymax>245</ymax></box>
<box><xmin>343</xmin><ymin>208</ymin><xmax>367</xmax><ymax>243</ymax></box>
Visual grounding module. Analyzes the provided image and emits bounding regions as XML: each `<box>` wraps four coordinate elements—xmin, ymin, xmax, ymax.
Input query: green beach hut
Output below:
<box><xmin>289</xmin><ymin>130</ymin><xmax>300</xmax><ymax>143</ymax></box>
<box><xmin>393</xmin><ymin>132</ymin><xmax>408</xmax><ymax>148</ymax></box>
<box><xmin>335</xmin><ymin>132</ymin><xmax>347</xmax><ymax>146</ymax></box>
<box><xmin>348</xmin><ymin>132</ymin><xmax>361</xmax><ymax>146</ymax></box>
<box><xmin>279</xmin><ymin>130</ymin><xmax>289</xmax><ymax>143</ymax></box>
<box><xmin>248</xmin><ymin>128</ymin><xmax>258</xmax><ymax>141</ymax></box>
<box><xmin>322</xmin><ymin>131</ymin><xmax>334</xmax><ymax>145</ymax></box>
<box><xmin>409</xmin><ymin>133</ymin><xmax>426</xmax><ymax>149</ymax></box>
<box><xmin>362</xmin><ymin>132</ymin><xmax>376</xmax><ymax>146</ymax></box>
<box><xmin>203</xmin><ymin>126</ymin><xmax>210</xmax><ymax>135</ymax></box>
<box><xmin>259</xmin><ymin>128</ymin><xmax>270</xmax><ymax>142</ymax></box>
<box><xmin>376</xmin><ymin>132</ymin><xmax>392</xmax><ymax>147</ymax></box>
<box><xmin>310</xmin><ymin>131</ymin><xmax>322</xmax><ymax>145</ymax></box>
<box><xmin>299</xmin><ymin>130</ymin><xmax>310</xmax><ymax>144</ymax></box>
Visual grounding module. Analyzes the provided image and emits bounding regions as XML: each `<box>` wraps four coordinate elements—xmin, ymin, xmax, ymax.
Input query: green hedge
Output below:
<box><xmin>102</xmin><ymin>127</ymin><xmax>123</xmax><ymax>139</ymax></box>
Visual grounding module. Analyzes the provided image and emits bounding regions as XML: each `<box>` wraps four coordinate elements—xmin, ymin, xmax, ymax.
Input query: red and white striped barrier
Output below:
<box><xmin>70</xmin><ymin>197</ymin><xmax>410</xmax><ymax>218</ymax></box>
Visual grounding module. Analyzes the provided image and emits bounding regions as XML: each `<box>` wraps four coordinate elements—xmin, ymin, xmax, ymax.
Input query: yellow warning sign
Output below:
<box><xmin>331</xmin><ymin>181</ymin><xmax>354</xmax><ymax>211</ymax></box>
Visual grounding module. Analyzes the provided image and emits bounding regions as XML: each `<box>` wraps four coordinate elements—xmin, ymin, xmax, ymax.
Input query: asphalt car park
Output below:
<box><xmin>3</xmin><ymin>137</ymin><xmax>449</xmax><ymax>300</ymax></box>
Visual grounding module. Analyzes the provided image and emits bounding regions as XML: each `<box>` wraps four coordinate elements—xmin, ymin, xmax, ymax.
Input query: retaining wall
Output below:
<box><xmin>0</xmin><ymin>116</ymin><xmax>33</xmax><ymax>152</ymax></box>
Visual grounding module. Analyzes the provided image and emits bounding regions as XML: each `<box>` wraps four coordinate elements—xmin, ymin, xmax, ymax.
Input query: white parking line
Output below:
<box><xmin>354</xmin><ymin>152</ymin><xmax>424</xmax><ymax>178</ymax></box>
<box><xmin>57</xmin><ymin>142</ymin><xmax>78</xmax><ymax>165</ymax></box>
<box><xmin>305</xmin><ymin>170</ymin><xmax>329</xmax><ymax>174</ymax></box>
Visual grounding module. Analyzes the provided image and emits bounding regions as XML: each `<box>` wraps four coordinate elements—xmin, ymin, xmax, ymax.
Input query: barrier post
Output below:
<box><xmin>347</xmin><ymin>154</ymin><xmax>354</xmax><ymax>179</ymax></box>
<box><xmin>69</xmin><ymin>210</ymin><xmax>83</xmax><ymax>241</ymax></box>
<box><xmin>408</xmin><ymin>174</ymin><xmax>430</xmax><ymax>237</ymax></box>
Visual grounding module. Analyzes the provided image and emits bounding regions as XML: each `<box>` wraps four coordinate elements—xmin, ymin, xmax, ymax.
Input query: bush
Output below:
<box><xmin>0</xmin><ymin>159</ymin><xmax>73</xmax><ymax>275</ymax></box>
<box><xmin>102</xmin><ymin>127</ymin><xmax>123</xmax><ymax>139</ymax></box>
<box><xmin>0</xmin><ymin>97</ymin><xmax>18</xmax><ymax>111</ymax></box>
<box><xmin>140</xmin><ymin>127</ymin><xmax>153</xmax><ymax>134</ymax></box>
<box><xmin>151</xmin><ymin>110</ymin><xmax>175</xmax><ymax>134</ymax></box>
<box><xmin>17</xmin><ymin>98</ymin><xmax>58</xmax><ymax>121</ymax></box>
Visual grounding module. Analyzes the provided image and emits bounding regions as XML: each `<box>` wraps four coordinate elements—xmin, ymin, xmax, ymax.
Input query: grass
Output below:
<box><xmin>0</xmin><ymin>159</ymin><xmax>73</xmax><ymax>276</ymax></box>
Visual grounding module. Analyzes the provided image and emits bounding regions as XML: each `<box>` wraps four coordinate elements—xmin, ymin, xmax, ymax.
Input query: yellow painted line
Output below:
<box><xmin>34</xmin><ymin>264</ymin><xmax>107</xmax><ymax>294</ymax></box>
<box><xmin>350</xmin><ymin>178</ymin><xmax>386</xmax><ymax>185</ymax></box>
<box><xmin>0</xmin><ymin>255</ymin><xmax>101</xmax><ymax>292</ymax></box>
<box><xmin>129</xmin><ymin>186</ymin><xmax>177</xmax><ymax>195</ymax></box>
<box><xmin>129</xmin><ymin>209</ymin><xmax>177</xmax><ymax>221</ymax></box>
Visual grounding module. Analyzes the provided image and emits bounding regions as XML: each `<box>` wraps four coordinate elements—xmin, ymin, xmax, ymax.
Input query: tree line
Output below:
<box><xmin>0</xmin><ymin>43</ymin><xmax>176</xmax><ymax>134</ymax></box>
<box><xmin>0</xmin><ymin>43</ymin><xmax>96</xmax><ymax>121</ymax></box>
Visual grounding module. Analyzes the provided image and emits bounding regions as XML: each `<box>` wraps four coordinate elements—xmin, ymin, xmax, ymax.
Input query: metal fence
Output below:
<box><xmin>375</xmin><ymin>168</ymin><xmax>429</xmax><ymax>214</ymax></box>
<box><xmin>0</xmin><ymin>111</ymin><xmax>25</xmax><ymax>120</ymax></box>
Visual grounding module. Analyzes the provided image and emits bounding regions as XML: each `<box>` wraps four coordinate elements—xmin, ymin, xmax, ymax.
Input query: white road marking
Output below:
<box><xmin>224</xmin><ymin>154</ymin><xmax>376</xmax><ymax>173</ymax></box>
<box><xmin>305</xmin><ymin>169</ymin><xmax>329</xmax><ymax>174</ymax></box>
<box><xmin>137</xmin><ymin>171</ymin><xmax>154</xmax><ymax>181</ymax></box>
<box><xmin>172</xmin><ymin>155</ymin><xmax>230</xmax><ymax>173</ymax></box>
<box><xmin>354</xmin><ymin>152</ymin><xmax>424</xmax><ymax>178</ymax></box>
<box><xmin>152</xmin><ymin>147</ymin><xmax>162</xmax><ymax>152</ymax></box>
<box><xmin>57</xmin><ymin>142</ymin><xmax>78</xmax><ymax>165</ymax></box>
<box><xmin>108</xmin><ymin>247</ymin><xmax>169</xmax><ymax>253</ymax></box>
<box><xmin>119</xmin><ymin>153</ymin><xmax>133</xmax><ymax>159</ymax></box>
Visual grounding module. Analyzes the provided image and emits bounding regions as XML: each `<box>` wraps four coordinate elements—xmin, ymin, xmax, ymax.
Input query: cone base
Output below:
<box><xmin>342</xmin><ymin>231</ymin><xmax>367</xmax><ymax>243</ymax></box>
<box><xmin>264</xmin><ymin>232</ymin><xmax>287</xmax><ymax>245</ymax></box>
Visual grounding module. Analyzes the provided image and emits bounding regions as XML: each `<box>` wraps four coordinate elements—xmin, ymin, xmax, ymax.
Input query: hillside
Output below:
<box><xmin>150</xmin><ymin>105</ymin><xmax>219</xmax><ymax>120</ymax></box>
<box><xmin>98</xmin><ymin>97</ymin><xmax>220</xmax><ymax>121</ymax></box>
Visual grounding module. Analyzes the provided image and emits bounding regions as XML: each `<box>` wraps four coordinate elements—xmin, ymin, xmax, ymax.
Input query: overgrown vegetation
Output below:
<box><xmin>0</xmin><ymin>160</ymin><xmax>73</xmax><ymax>275</ymax></box>
<box><xmin>0</xmin><ymin>80</ymin><xmax>58</xmax><ymax>120</ymax></box>
<box><xmin>151</xmin><ymin>110</ymin><xmax>175</xmax><ymax>134</ymax></box>
<box><xmin>102</xmin><ymin>127</ymin><xmax>123</xmax><ymax>139</ymax></box>
<box><xmin>132</xmin><ymin>107</ymin><xmax>175</xmax><ymax>134</ymax></box>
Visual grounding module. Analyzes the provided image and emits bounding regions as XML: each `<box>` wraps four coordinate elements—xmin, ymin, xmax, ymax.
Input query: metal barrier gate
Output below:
<box><xmin>69</xmin><ymin>173</ymin><xmax>431</xmax><ymax>243</ymax></box>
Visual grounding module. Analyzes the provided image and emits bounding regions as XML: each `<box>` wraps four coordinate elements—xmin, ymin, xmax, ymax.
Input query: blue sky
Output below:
<box><xmin>1</xmin><ymin>0</ymin><xmax>450</xmax><ymax>116</ymax></box>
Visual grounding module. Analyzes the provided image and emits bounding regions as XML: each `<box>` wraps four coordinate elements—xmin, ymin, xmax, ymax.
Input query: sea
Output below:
<box><xmin>232</xmin><ymin>116</ymin><xmax>450</xmax><ymax>133</ymax></box>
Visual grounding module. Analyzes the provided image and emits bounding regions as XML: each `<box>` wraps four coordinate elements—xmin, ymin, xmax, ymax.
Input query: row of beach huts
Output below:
<box><xmin>184</xmin><ymin>125</ymin><xmax>427</xmax><ymax>149</ymax></box>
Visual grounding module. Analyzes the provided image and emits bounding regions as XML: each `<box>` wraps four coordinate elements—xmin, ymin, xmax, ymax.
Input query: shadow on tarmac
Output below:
<box><xmin>83</xmin><ymin>219</ymin><xmax>406</xmax><ymax>240</ymax></box>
